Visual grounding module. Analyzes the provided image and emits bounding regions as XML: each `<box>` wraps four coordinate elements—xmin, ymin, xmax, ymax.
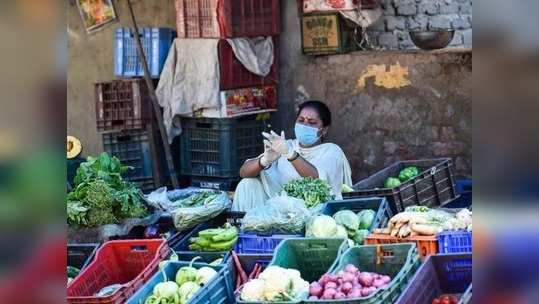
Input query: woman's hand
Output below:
<box><xmin>260</xmin><ymin>140</ymin><xmax>280</xmax><ymax>167</ymax></box>
<box><xmin>262</xmin><ymin>131</ymin><xmax>295</xmax><ymax>159</ymax></box>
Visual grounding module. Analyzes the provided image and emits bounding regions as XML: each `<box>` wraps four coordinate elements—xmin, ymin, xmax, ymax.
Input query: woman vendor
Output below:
<box><xmin>232</xmin><ymin>100</ymin><xmax>353</xmax><ymax>212</ymax></box>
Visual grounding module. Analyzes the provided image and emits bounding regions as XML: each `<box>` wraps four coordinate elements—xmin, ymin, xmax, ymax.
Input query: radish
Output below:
<box><xmin>310</xmin><ymin>282</ymin><xmax>323</xmax><ymax>297</ymax></box>
<box><xmin>335</xmin><ymin>292</ymin><xmax>346</xmax><ymax>299</ymax></box>
<box><xmin>322</xmin><ymin>288</ymin><xmax>336</xmax><ymax>300</ymax></box>
<box><xmin>341</xmin><ymin>281</ymin><xmax>353</xmax><ymax>294</ymax></box>
<box><xmin>325</xmin><ymin>282</ymin><xmax>337</xmax><ymax>290</ymax></box>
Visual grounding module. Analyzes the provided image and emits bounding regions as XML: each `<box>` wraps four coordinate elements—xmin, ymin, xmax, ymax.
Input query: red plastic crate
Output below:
<box><xmin>95</xmin><ymin>79</ymin><xmax>155</xmax><ymax>132</ymax></box>
<box><xmin>67</xmin><ymin>239</ymin><xmax>170</xmax><ymax>304</ymax></box>
<box><xmin>175</xmin><ymin>0</ymin><xmax>281</xmax><ymax>38</ymax></box>
<box><xmin>218</xmin><ymin>38</ymin><xmax>279</xmax><ymax>90</ymax></box>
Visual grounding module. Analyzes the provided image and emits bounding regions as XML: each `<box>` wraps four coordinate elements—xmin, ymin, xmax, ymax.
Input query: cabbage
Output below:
<box><xmin>384</xmin><ymin>177</ymin><xmax>401</xmax><ymax>188</ymax></box>
<box><xmin>334</xmin><ymin>224</ymin><xmax>349</xmax><ymax>239</ymax></box>
<box><xmin>306</xmin><ymin>215</ymin><xmax>337</xmax><ymax>238</ymax></box>
<box><xmin>357</xmin><ymin>210</ymin><xmax>376</xmax><ymax>230</ymax></box>
<box><xmin>353</xmin><ymin>229</ymin><xmax>370</xmax><ymax>245</ymax></box>
<box><xmin>333</xmin><ymin>210</ymin><xmax>359</xmax><ymax>231</ymax></box>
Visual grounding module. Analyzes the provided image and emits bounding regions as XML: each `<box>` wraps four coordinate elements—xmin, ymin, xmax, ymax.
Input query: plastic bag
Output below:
<box><xmin>171</xmin><ymin>191</ymin><xmax>231</xmax><ymax>231</ymax></box>
<box><xmin>241</xmin><ymin>196</ymin><xmax>311</xmax><ymax>234</ymax></box>
<box><xmin>145</xmin><ymin>187</ymin><xmax>213</xmax><ymax>212</ymax></box>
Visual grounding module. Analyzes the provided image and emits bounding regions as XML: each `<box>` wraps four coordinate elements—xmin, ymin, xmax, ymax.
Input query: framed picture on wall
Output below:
<box><xmin>76</xmin><ymin>0</ymin><xmax>117</xmax><ymax>33</ymax></box>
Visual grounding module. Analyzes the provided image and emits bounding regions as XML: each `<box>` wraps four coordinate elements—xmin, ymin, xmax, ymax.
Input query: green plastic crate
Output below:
<box><xmin>237</xmin><ymin>238</ymin><xmax>348</xmax><ymax>304</ymax></box>
<box><xmin>304</xmin><ymin>243</ymin><xmax>420</xmax><ymax>304</ymax></box>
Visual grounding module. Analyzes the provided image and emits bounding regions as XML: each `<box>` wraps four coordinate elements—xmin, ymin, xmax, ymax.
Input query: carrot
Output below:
<box><xmin>254</xmin><ymin>264</ymin><xmax>263</xmax><ymax>279</ymax></box>
<box><xmin>248</xmin><ymin>263</ymin><xmax>259</xmax><ymax>280</ymax></box>
<box><xmin>231</xmin><ymin>251</ymin><xmax>248</xmax><ymax>283</ymax></box>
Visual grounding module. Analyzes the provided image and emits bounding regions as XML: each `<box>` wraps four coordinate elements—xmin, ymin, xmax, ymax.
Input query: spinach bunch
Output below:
<box><xmin>66</xmin><ymin>153</ymin><xmax>148</xmax><ymax>227</ymax></box>
<box><xmin>283</xmin><ymin>177</ymin><xmax>332</xmax><ymax>209</ymax></box>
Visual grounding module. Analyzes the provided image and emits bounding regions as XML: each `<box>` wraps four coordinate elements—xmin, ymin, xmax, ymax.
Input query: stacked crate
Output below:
<box><xmin>173</xmin><ymin>0</ymin><xmax>281</xmax><ymax>190</ymax></box>
<box><xmin>95</xmin><ymin>27</ymin><xmax>176</xmax><ymax>192</ymax></box>
<box><xmin>299</xmin><ymin>0</ymin><xmax>378</xmax><ymax>56</ymax></box>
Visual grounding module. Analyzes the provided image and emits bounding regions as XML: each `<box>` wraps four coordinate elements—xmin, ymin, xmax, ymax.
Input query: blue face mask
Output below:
<box><xmin>295</xmin><ymin>123</ymin><xmax>321</xmax><ymax>146</ymax></box>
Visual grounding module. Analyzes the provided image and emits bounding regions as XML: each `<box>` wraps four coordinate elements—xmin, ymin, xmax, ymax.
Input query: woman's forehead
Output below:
<box><xmin>298</xmin><ymin>107</ymin><xmax>321</xmax><ymax>120</ymax></box>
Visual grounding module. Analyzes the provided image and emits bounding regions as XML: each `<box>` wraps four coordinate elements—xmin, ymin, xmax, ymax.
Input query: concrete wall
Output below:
<box><xmin>67</xmin><ymin>0</ymin><xmax>176</xmax><ymax>156</ymax></box>
<box><xmin>67</xmin><ymin>0</ymin><xmax>472</xmax><ymax>181</ymax></box>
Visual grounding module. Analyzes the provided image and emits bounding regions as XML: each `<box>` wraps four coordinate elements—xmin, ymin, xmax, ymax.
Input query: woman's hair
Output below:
<box><xmin>297</xmin><ymin>100</ymin><xmax>332</xmax><ymax>127</ymax></box>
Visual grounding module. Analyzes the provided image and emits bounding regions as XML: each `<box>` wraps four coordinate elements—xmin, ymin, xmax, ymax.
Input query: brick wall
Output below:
<box><xmin>364</xmin><ymin>0</ymin><xmax>472</xmax><ymax>50</ymax></box>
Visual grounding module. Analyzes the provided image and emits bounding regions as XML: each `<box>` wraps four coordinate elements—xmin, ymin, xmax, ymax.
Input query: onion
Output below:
<box><xmin>361</xmin><ymin>287</ymin><xmax>375</xmax><ymax>297</ymax></box>
<box><xmin>328</xmin><ymin>274</ymin><xmax>338</xmax><ymax>282</ymax></box>
<box><xmin>380</xmin><ymin>275</ymin><xmax>391</xmax><ymax>284</ymax></box>
<box><xmin>335</xmin><ymin>292</ymin><xmax>346</xmax><ymax>299</ymax></box>
<box><xmin>322</xmin><ymin>288</ymin><xmax>336</xmax><ymax>300</ymax></box>
<box><xmin>343</xmin><ymin>272</ymin><xmax>355</xmax><ymax>283</ymax></box>
<box><xmin>319</xmin><ymin>274</ymin><xmax>331</xmax><ymax>287</ymax></box>
<box><xmin>341</xmin><ymin>281</ymin><xmax>353</xmax><ymax>294</ymax></box>
<box><xmin>345</xmin><ymin>264</ymin><xmax>358</xmax><ymax>274</ymax></box>
<box><xmin>358</xmin><ymin>273</ymin><xmax>374</xmax><ymax>287</ymax></box>
<box><xmin>348</xmin><ymin>288</ymin><xmax>362</xmax><ymax>298</ymax></box>
<box><xmin>310</xmin><ymin>282</ymin><xmax>323</xmax><ymax>297</ymax></box>
<box><xmin>325</xmin><ymin>282</ymin><xmax>337</xmax><ymax>290</ymax></box>
<box><xmin>372</xmin><ymin>279</ymin><xmax>385</xmax><ymax>288</ymax></box>
<box><xmin>336</xmin><ymin>270</ymin><xmax>345</xmax><ymax>278</ymax></box>
<box><xmin>337</xmin><ymin>278</ymin><xmax>343</xmax><ymax>286</ymax></box>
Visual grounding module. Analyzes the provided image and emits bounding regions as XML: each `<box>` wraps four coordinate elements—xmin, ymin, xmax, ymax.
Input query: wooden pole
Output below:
<box><xmin>126</xmin><ymin>0</ymin><xmax>179</xmax><ymax>188</ymax></box>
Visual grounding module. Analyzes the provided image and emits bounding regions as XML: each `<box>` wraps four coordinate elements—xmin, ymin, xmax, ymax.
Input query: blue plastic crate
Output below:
<box><xmin>114</xmin><ymin>27</ymin><xmax>175</xmax><ymax>78</ymax></box>
<box><xmin>322</xmin><ymin>197</ymin><xmax>393</xmax><ymax>232</ymax></box>
<box><xmin>235</xmin><ymin>233</ymin><xmax>302</xmax><ymax>254</ymax></box>
<box><xmin>125</xmin><ymin>261</ymin><xmax>234</xmax><ymax>304</ymax></box>
<box><xmin>438</xmin><ymin>230</ymin><xmax>472</xmax><ymax>254</ymax></box>
<box><xmin>455</xmin><ymin>179</ymin><xmax>472</xmax><ymax>194</ymax></box>
<box><xmin>396</xmin><ymin>253</ymin><xmax>472</xmax><ymax>304</ymax></box>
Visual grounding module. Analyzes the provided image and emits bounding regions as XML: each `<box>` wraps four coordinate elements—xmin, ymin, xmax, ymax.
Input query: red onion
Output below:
<box><xmin>335</xmin><ymin>292</ymin><xmax>346</xmax><ymax>299</ymax></box>
<box><xmin>345</xmin><ymin>264</ymin><xmax>358</xmax><ymax>273</ymax></box>
<box><xmin>358</xmin><ymin>273</ymin><xmax>374</xmax><ymax>287</ymax></box>
<box><xmin>309</xmin><ymin>282</ymin><xmax>323</xmax><ymax>297</ymax></box>
<box><xmin>322</xmin><ymin>288</ymin><xmax>337</xmax><ymax>300</ymax></box>
<box><xmin>348</xmin><ymin>288</ymin><xmax>362</xmax><ymax>298</ymax></box>
<box><xmin>325</xmin><ymin>282</ymin><xmax>337</xmax><ymax>290</ymax></box>
<box><xmin>341</xmin><ymin>281</ymin><xmax>353</xmax><ymax>294</ymax></box>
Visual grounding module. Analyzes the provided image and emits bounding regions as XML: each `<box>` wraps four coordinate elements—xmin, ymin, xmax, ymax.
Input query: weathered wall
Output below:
<box><xmin>367</xmin><ymin>0</ymin><xmax>473</xmax><ymax>50</ymax></box>
<box><xmin>278</xmin><ymin>0</ymin><xmax>472</xmax><ymax>181</ymax></box>
<box><xmin>67</xmin><ymin>0</ymin><xmax>176</xmax><ymax>156</ymax></box>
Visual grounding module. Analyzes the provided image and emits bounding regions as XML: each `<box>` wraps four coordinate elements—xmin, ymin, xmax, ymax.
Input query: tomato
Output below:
<box><xmin>432</xmin><ymin>299</ymin><xmax>440</xmax><ymax>304</ymax></box>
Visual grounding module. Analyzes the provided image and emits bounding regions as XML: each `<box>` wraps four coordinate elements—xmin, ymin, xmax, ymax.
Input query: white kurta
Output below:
<box><xmin>232</xmin><ymin>140</ymin><xmax>353</xmax><ymax>212</ymax></box>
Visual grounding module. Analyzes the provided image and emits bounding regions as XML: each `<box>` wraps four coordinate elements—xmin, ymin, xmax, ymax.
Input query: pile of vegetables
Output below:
<box><xmin>144</xmin><ymin>257</ymin><xmax>218</xmax><ymax>304</ymax></box>
<box><xmin>308</xmin><ymin>265</ymin><xmax>391</xmax><ymax>300</ymax></box>
<box><xmin>66</xmin><ymin>153</ymin><xmax>148</xmax><ymax>227</ymax></box>
<box><xmin>306</xmin><ymin>209</ymin><xmax>376</xmax><ymax>245</ymax></box>
<box><xmin>188</xmin><ymin>223</ymin><xmax>239</xmax><ymax>252</ymax></box>
<box><xmin>240</xmin><ymin>266</ymin><xmax>309</xmax><ymax>302</ymax></box>
<box><xmin>384</xmin><ymin>166</ymin><xmax>419</xmax><ymax>188</ymax></box>
<box><xmin>173</xmin><ymin>191</ymin><xmax>220</xmax><ymax>208</ymax></box>
<box><xmin>373</xmin><ymin>206</ymin><xmax>472</xmax><ymax>238</ymax></box>
<box><xmin>283</xmin><ymin>177</ymin><xmax>332</xmax><ymax>208</ymax></box>
<box><xmin>231</xmin><ymin>251</ymin><xmax>265</xmax><ymax>292</ymax></box>
<box><xmin>432</xmin><ymin>294</ymin><xmax>459</xmax><ymax>304</ymax></box>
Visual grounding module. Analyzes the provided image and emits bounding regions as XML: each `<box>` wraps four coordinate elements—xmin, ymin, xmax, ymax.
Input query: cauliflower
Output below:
<box><xmin>240</xmin><ymin>279</ymin><xmax>265</xmax><ymax>301</ymax></box>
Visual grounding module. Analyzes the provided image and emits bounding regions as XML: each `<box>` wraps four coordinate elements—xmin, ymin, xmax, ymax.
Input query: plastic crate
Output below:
<box><xmin>437</xmin><ymin>231</ymin><xmax>472</xmax><ymax>254</ymax></box>
<box><xmin>219</xmin><ymin>39</ymin><xmax>279</xmax><ymax>90</ymax></box>
<box><xmin>321</xmin><ymin>197</ymin><xmax>393</xmax><ymax>232</ymax></box>
<box><xmin>126</xmin><ymin>261</ymin><xmax>233</xmax><ymax>304</ymax></box>
<box><xmin>229</xmin><ymin>254</ymin><xmax>273</xmax><ymax>297</ymax></box>
<box><xmin>396</xmin><ymin>253</ymin><xmax>472</xmax><ymax>304</ymax></box>
<box><xmin>459</xmin><ymin>284</ymin><xmax>472</xmax><ymax>304</ymax></box>
<box><xmin>179</xmin><ymin>116</ymin><xmax>268</xmax><ymax>178</ymax></box>
<box><xmin>67</xmin><ymin>239</ymin><xmax>170</xmax><ymax>304</ymax></box>
<box><xmin>94</xmin><ymin>79</ymin><xmax>155</xmax><ymax>132</ymax></box>
<box><xmin>235</xmin><ymin>233</ymin><xmax>303</xmax><ymax>254</ymax></box>
<box><xmin>304</xmin><ymin>243</ymin><xmax>421</xmax><ymax>304</ymax></box>
<box><xmin>171</xmin><ymin>212</ymin><xmax>244</xmax><ymax>263</ymax></box>
<box><xmin>102</xmin><ymin>124</ymin><xmax>167</xmax><ymax>192</ymax></box>
<box><xmin>365</xmin><ymin>234</ymin><xmax>438</xmax><ymax>260</ymax></box>
<box><xmin>114</xmin><ymin>27</ymin><xmax>175</xmax><ymax>78</ymax></box>
<box><xmin>175</xmin><ymin>0</ymin><xmax>280</xmax><ymax>38</ymax></box>
<box><xmin>67</xmin><ymin>243</ymin><xmax>100</xmax><ymax>271</ymax></box>
<box><xmin>270</xmin><ymin>238</ymin><xmax>348</xmax><ymax>283</ymax></box>
<box><xmin>344</xmin><ymin>158</ymin><xmax>458</xmax><ymax>213</ymax></box>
